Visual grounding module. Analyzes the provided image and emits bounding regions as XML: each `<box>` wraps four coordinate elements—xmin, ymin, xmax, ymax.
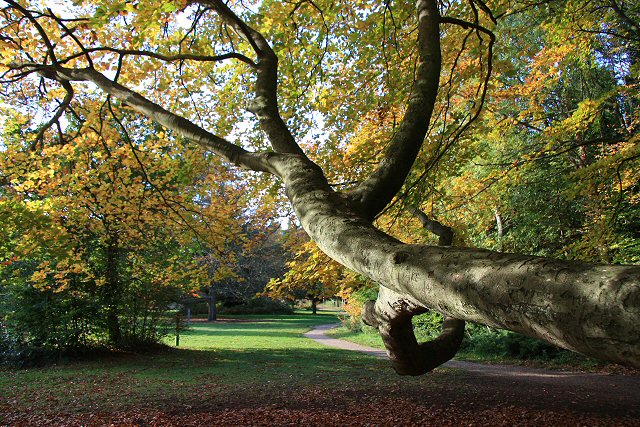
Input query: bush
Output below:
<box><xmin>0</xmin><ymin>259</ymin><xmax>181</xmax><ymax>365</ymax></box>
<box><xmin>412</xmin><ymin>311</ymin><xmax>445</xmax><ymax>340</ymax></box>
<box><xmin>218</xmin><ymin>297</ymin><xmax>294</xmax><ymax>315</ymax></box>
<box><xmin>340</xmin><ymin>285</ymin><xmax>378</xmax><ymax>332</ymax></box>
<box><xmin>460</xmin><ymin>325</ymin><xmax>563</xmax><ymax>360</ymax></box>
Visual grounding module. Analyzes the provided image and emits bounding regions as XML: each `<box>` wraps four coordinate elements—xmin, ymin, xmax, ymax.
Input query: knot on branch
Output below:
<box><xmin>363</xmin><ymin>293</ymin><xmax>465</xmax><ymax>376</ymax></box>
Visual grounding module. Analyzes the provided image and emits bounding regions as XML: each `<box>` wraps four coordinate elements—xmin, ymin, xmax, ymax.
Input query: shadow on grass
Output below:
<box><xmin>131</xmin><ymin>345</ymin><xmax>387</xmax><ymax>385</ymax></box>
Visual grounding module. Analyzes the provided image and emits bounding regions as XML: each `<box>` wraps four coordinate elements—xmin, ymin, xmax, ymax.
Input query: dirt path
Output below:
<box><xmin>305</xmin><ymin>323</ymin><xmax>640</xmax><ymax>421</ymax></box>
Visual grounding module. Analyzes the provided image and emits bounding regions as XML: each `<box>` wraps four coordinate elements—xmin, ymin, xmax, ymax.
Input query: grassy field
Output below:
<box><xmin>2</xmin><ymin>311</ymin><xmax>637</xmax><ymax>426</ymax></box>
<box><xmin>0</xmin><ymin>311</ymin><xmax>452</xmax><ymax>422</ymax></box>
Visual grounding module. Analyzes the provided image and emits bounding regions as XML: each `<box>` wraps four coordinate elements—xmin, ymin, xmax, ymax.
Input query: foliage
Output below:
<box><xmin>339</xmin><ymin>283</ymin><xmax>379</xmax><ymax>332</ymax></box>
<box><xmin>0</xmin><ymin>0</ymin><xmax>638</xmax><ymax>369</ymax></box>
<box><xmin>411</xmin><ymin>311</ymin><xmax>445</xmax><ymax>340</ymax></box>
<box><xmin>206</xmin><ymin>225</ymin><xmax>288</xmax><ymax>306</ymax></box>
<box><xmin>0</xmin><ymin>109</ymin><xmax>246</xmax><ymax>361</ymax></box>
<box><xmin>264</xmin><ymin>228</ymin><xmax>366</xmax><ymax>309</ymax></box>
<box><xmin>401</xmin><ymin>1</ymin><xmax>640</xmax><ymax>264</ymax></box>
<box><xmin>454</xmin><ymin>325</ymin><xmax>605</xmax><ymax>366</ymax></box>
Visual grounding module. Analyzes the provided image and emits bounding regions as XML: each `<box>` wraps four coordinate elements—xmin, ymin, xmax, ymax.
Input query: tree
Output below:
<box><xmin>0</xmin><ymin>96</ymin><xmax>244</xmax><ymax>351</ymax></box>
<box><xmin>203</xmin><ymin>223</ymin><xmax>288</xmax><ymax>320</ymax></box>
<box><xmin>264</xmin><ymin>228</ymin><xmax>360</xmax><ymax>313</ymax></box>
<box><xmin>433</xmin><ymin>5</ymin><xmax>639</xmax><ymax>264</ymax></box>
<box><xmin>1</xmin><ymin>0</ymin><xmax>638</xmax><ymax>374</ymax></box>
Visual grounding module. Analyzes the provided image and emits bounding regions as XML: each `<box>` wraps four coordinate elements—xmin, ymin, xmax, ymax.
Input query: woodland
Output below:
<box><xmin>0</xmin><ymin>0</ymin><xmax>639</xmax><ymax>377</ymax></box>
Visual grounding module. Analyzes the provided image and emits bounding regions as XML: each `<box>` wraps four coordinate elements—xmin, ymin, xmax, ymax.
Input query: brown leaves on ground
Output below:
<box><xmin>3</xmin><ymin>372</ymin><xmax>640</xmax><ymax>427</ymax></box>
<box><xmin>2</xmin><ymin>400</ymin><xmax>638</xmax><ymax>426</ymax></box>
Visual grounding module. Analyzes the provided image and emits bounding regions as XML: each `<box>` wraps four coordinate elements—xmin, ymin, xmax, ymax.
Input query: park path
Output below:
<box><xmin>305</xmin><ymin>322</ymin><xmax>640</xmax><ymax>419</ymax></box>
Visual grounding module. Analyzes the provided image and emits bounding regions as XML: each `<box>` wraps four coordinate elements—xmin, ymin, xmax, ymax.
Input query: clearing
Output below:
<box><xmin>1</xmin><ymin>312</ymin><xmax>639</xmax><ymax>426</ymax></box>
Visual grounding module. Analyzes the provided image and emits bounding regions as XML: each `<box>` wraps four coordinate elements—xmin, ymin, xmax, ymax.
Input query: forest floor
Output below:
<box><xmin>1</xmin><ymin>313</ymin><xmax>639</xmax><ymax>426</ymax></box>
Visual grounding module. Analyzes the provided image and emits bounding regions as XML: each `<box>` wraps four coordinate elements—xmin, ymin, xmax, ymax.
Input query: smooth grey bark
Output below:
<box><xmin>363</xmin><ymin>208</ymin><xmax>465</xmax><ymax>375</ymax></box>
<box><xmin>347</xmin><ymin>0</ymin><xmax>442</xmax><ymax>219</ymax></box>
<box><xmin>363</xmin><ymin>286</ymin><xmax>465</xmax><ymax>375</ymax></box>
<box><xmin>268</xmin><ymin>154</ymin><xmax>640</xmax><ymax>369</ymax></box>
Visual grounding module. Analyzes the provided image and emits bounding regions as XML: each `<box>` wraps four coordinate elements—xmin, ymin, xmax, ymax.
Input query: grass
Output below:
<box><xmin>1</xmin><ymin>311</ymin><xmax>453</xmax><ymax>419</ymax></box>
<box><xmin>326</xmin><ymin>325</ymin><xmax>385</xmax><ymax>348</ymax></box>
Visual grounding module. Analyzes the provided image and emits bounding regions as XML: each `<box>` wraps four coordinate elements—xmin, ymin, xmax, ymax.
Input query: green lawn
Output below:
<box><xmin>1</xmin><ymin>312</ymin><xmax>452</xmax><ymax>420</ymax></box>
<box><xmin>325</xmin><ymin>325</ymin><xmax>386</xmax><ymax>349</ymax></box>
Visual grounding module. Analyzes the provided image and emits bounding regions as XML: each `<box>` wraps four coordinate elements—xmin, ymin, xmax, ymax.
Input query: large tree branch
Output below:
<box><xmin>201</xmin><ymin>0</ymin><xmax>306</xmax><ymax>156</ymax></box>
<box><xmin>347</xmin><ymin>0</ymin><xmax>442</xmax><ymax>220</ymax></box>
<box><xmin>363</xmin><ymin>287</ymin><xmax>465</xmax><ymax>375</ymax></box>
<box><xmin>363</xmin><ymin>208</ymin><xmax>465</xmax><ymax>375</ymax></box>
<box><xmin>272</xmin><ymin>153</ymin><xmax>640</xmax><ymax>369</ymax></box>
<box><xmin>28</xmin><ymin>64</ymin><xmax>273</xmax><ymax>173</ymax></box>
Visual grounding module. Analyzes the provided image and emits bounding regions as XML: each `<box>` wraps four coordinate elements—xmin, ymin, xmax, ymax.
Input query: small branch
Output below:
<box><xmin>106</xmin><ymin>100</ymin><xmax>226</xmax><ymax>256</ymax></box>
<box><xmin>59</xmin><ymin>48</ymin><xmax>256</xmax><ymax>68</ymax></box>
<box><xmin>609</xmin><ymin>0</ymin><xmax>640</xmax><ymax>38</ymax></box>
<box><xmin>47</xmin><ymin>7</ymin><xmax>93</xmax><ymax>68</ymax></box>
<box><xmin>472</xmin><ymin>0</ymin><xmax>497</xmax><ymax>24</ymax></box>
<box><xmin>32</xmin><ymin>80</ymin><xmax>74</xmax><ymax>148</ymax></box>
<box><xmin>202</xmin><ymin>0</ymin><xmax>265</xmax><ymax>55</ymax></box>
<box><xmin>407</xmin><ymin>206</ymin><xmax>453</xmax><ymax>246</ymax></box>
<box><xmin>4</xmin><ymin>0</ymin><xmax>58</xmax><ymax>65</ymax></box>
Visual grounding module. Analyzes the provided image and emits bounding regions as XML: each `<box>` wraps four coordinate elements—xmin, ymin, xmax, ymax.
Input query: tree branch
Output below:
<box><xmin>362</xmin><ymin>285</ymin><xmax>465</xmax><ymax>375</ymax></box>
<box><xmin>31</xmin><ymin>79</ymin><xmax>74</xmax><ymax>149</ymax></box>
<box><xmin>609</xmin><ymin>0</ymin><xmax>640</xmax><ymax>39</ymax></box>
<box><xmin>29</xmin><ymin>64</ymin><xmax>273</xmax><ymax>173</ymax></box>
<box><xmin>47</xmin><ymin>7</ymin><xmax>94</xmax><ymax>68</ymax></box>
<box><xmin>201</xmin><ymin>0</ymin><xmax>306</xmax><ymax>156</ymax></box>
<box><xmin>407</xmin><ymin>206</ymin><xmax>453</xmax><ymax>246</ymax></box>
<box><xmin>347</xmin><ymin>0</ymin><xmax>442</xmax><ymax>221</ymax></box>
<box><xmin>362</xmin><ymin>206</ymin><xmax>464</xmax><ymax>375</ymax></box>
<box><xmin>58</xmin><ymin>48</ymin><xmax>256</xmax><ymax>68</ymax></box>
<box><xmin>4</xmin><ymin>0</ymin><xmax>58</xmax><ymax>65</ymax></box>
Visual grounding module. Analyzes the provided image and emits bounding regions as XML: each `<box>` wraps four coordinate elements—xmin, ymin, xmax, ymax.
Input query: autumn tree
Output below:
<box><xmin>202</xmin><ymin>223</ymin><xmax>288</xmax><ymax>320</ymax></box>
<box><xmin>425</xmin><ymin>4</ymin><xmax>639</xmax><ymax>263</ymax></box>
<box><xmin>264</xmin><ymin>228</ymin><xmax>361</xmax><ymax>314</ymax></box>
<box><xmin>0</xmin><ymin>99</ymin><xmax>244</xmax><ymax>351</ymax></box>
<box><xmin>1</xmin><ymin>0</ymin><xmax>639</xmax><ymax>374</ymax></box>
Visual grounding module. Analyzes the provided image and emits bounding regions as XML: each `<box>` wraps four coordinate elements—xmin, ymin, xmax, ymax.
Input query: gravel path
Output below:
<box><xmin>305</xmin><ymin>323</ymin><xmax>640</xmax><ymax>419</ymax></box>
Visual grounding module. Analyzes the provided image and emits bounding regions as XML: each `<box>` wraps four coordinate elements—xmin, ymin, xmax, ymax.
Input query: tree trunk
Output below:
<box><xmin>104</xmin><ymin>241</ymin><xmax>122</xmax><ymax>345</ymax></box>
<box><xmin>494</xmin><ymin>207</ymin><xmax>504</xmax><ymax>252</ymax></box>
<box><xmin>271</xmin><ymin>155</ymin><xmax>640</xmax><ymax>369</ymax></box>
<box><xmin>207</xmin><ymin>289</ymin><xmax>217</xmax><ymax>322</ymax></box>
<box><xmin>311</xmin><ymin>298</ymin><xmax>318</xmax><ymax>315</ymax></box>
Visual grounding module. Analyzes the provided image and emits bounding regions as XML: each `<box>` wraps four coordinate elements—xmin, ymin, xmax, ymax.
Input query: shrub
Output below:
<box><xmin>412</xmin><ymin>311</ymin><xmax>445</xmax><ymax>340</ymax></box>
<box><xmin>340</xmin><ymin>285</ymin><xmax>378</xmax><ymax>332</ymax></box>
<box><xmin>460</xmin><ymin>326</ymin><xmax>563</xmax><ymax>360</ymax></box>
<box><xmin>218</xmin><ymin>297</ymin><xmax>293</xmax><ymax>315</ymax></box>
